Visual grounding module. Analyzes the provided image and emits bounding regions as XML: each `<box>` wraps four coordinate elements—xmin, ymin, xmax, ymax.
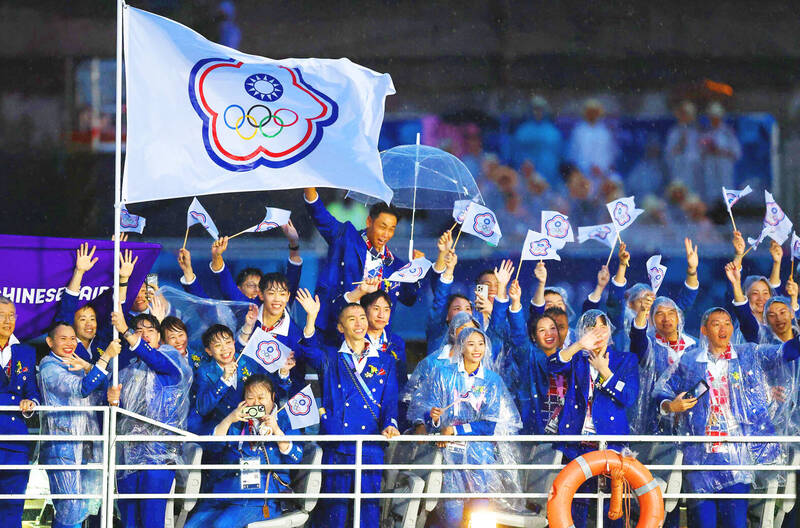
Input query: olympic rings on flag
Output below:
<box><xmin>234</xmin><ymin>116</ymin><xmax>259</xmax><ymax>140</ymax></box>
<box><xmin>222</xmin><ymin>104</ymin><xmax>299</xmax><ymax>140</ymax></box>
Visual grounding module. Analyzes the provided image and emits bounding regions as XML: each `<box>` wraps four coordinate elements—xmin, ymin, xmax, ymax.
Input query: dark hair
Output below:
<box><xmin>475</xmin><ymin>269</ymin><xmax>495</xmax><ymax>283</ymax></box>
<box><xmin>360</xmin><ymin>290</ymin><xmax>391</xmax><ymax>310</ymax></box>
<box><xmin>132</xmin><ymin>314</ymin><xmax>161</xmax><ymax>333</ymax></box>
<box><xmin>243</xmin><ymin>373</ymin><xmax>276</xmax><ymax>396</ymax></box>
<box><xmin>47</xmin><ymin>321</ymin><xmax>73</xmax><ymax>339</ymax></box>
<box><xmin>338</xmin><ymin>302</ymin><xmax>366</xmax><ymax>322</ymax></box>
<box><xmin>201</xmin><ymin>324</ymin><xmax>234</xmax><ymax>349</ymax></box>
<box><xmin>160</xmin><ymin>316</ymin><xmax>187</xmax><ymax>341</ymax></box>
<box><xmin>527</xmin><ymin>313</ymin><xmax>558</xmax><ymax>343</ymax></box>
<box><xmin>446</xmin><ymin>294</ymin><xmax>472</xmax><ymax>312</ymax></box>
<box><xmin>74</xmin><ymin>303</ymin><xmax>97</xmax><ymax>317</ymax></box>
<box><xmin>543</xmin><ymin>307</ymin><xmax>568</xmax><ymax>320</ymax></box>
<box><xmin>703</xmin><ymin>307</ymin><xmax>732</xmax><ymax>326</ymax></box>
<box><xmin>236</xmin><ymin>267</ymin><xmax>263</xmax><ymax>287</ymax></box>
<box><xmin>259</xmin><ymin>272</ymin><xmax>289</xmax><ymax>293</ymax></box>
<box><xmin>368</xmin><ymin>202</ymin><xmax>400</xmax><ymax>222</ymax></box>
<box><xmin>543</xmin><ymin>288</ymin><xmax>564</xmax><ymax>299</ymax></box>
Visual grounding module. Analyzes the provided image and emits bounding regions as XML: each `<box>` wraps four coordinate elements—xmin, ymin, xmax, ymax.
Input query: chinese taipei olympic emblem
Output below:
<box><xmin>592</xmin><ymin>226</ymin><xmax>612</xmax><ymax>240</ymax></box>
<box><xmin>189</xmin><ymin>58</ymin><xmax>339</xmax><ymax>170</ymax></box>
<box><xmin>765</xmin><ymin>201</ymin><xmax>785</xmax><ymax>226</ymax></box>
<box><xmin>613</xmin><ymin>203</ymin><xmax>632</xmax><ymax>226</ymax></box>
<box><xmin>545</xmin><ymin>214</ymin><xmax>570</xmax><ymax>239</ymax></box>
<box><xmin>254</xmin><ymin>221</ymin><xmax>279</xmax><ymax>232</ymax></box>
<box><xmin>120</xmin><ymin>210</ymin><xmax>140</xmax><ymax>229</ymax></box>
<box><xmin>255</xmin><ymin>340</ymin><xmax>282</xmax><ymax>365</ymax></box>
<box><xmin>396</xmin><ymin>262</ymin><xmax>424</xmax><ymax>279</ymax></box>
<box><xmin>649</xmin><ymin>267</ymin><xmax>664</xmax><ymax>284</ymax></box>
<box><xmin>288</xmin><ymin>393</ymin><xmax>312</xmax><ymax>416</ymax></box>
<box><xmin>473</xmin><ymin>212</ymin><xmax>497</xmax><ymax>238</ymax></box>
<box><xmin>529</xmin><ymin>238</ymin><xmax>552</xmax><ymax>257</ymax></box>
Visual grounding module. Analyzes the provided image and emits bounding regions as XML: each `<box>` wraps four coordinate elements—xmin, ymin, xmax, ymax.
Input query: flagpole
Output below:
<box><xmin>451</xmin><ymin>226</ymin><xmax>463</xmax><ymax>251</ymax></box>
<box><xmin>605</xmin><ymin>235</ymin><xmax>618</xmax><ymax>267</ymax></box>
<box><xmin>515</xmin><ymin>256</ymin><xmax>523</xmax><ymax>282</ymax></box>
<box><xmin>727</xmin><ymin>208</ymin><xmax>738</xmax><ymax>232</ymax></box>
<box><xmin>181</xmin><ymin>227</ymin><xmax>190</xmax><ymax>250</ymax></box>
<box><xmin>108</xmin><ymin>2</ymin><xmax>124</xmax><ymax>527</ymax></box>
<box><xmin>228</xmin><ymin>227</ymin><xmax>252</xmax><ymax>240</ymax></box>
<box><xmin>408</xmin><ymin>132</ymin><xmax>421</xmax><ymax>262</ymax></box>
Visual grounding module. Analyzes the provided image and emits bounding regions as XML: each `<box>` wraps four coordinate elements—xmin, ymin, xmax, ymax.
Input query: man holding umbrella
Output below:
<box><xmin>303</xmin><ymin>187</ymin><xmax>425</xmax><ymax>343</ymax></box>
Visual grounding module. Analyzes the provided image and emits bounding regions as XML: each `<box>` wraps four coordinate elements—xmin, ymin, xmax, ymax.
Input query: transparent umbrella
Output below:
<box><xmin>347</xmin><ymin>136</ymin><xmax>483</xmax><ymax>259</ymax></box>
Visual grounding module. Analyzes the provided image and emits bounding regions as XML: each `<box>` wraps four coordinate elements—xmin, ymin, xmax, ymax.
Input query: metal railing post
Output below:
<box><xmin>354</xmin><ymin>439</ymin><xmax>362</xmax><ymax>528</ymax></box>
<box><xmin>105</xmin><ymin>406</ymin><xmax>118</xmax><ymax>528</ymax></box>
<box><xmin>100</xmin><ymin>407</ymin><xmax>110</xmax><ymax>528</ymax></box>
<box><xmin>596</xmin><ymin>439</ymin><xmax>607</xmax><ymax>528</ymax></box>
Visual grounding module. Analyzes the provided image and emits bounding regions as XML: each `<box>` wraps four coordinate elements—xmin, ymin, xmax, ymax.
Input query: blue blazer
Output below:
<box><xmin>304</xmin><ymin>196</ymin><xmax>422</xmax><ymax>339</ymax></box>
<box><xmin>194</xmin><ymin>355</ymin><xmax>290</xmax><ymax>425</ymax></box>
<box><xmin>508</xmin><ymin>308</ymin><xmax>550</xmax><ymax>434</ymax></box>
<box><xmin>294</xmin><ymin>335</ymin><xmax>398</xmax><ymax>456</ymax></box>
<box><xmin>0</xmin><ymin>342</ymin><xmax>42</xmax><ymax>455</ymax></box>
<box><xmin>55</xmin><ymin>290</ymin><xmax>112</xmax><ymax>363</ymax></box>
<box><xmin>211</xmin><ymin>260</ymin><xmax>302</xmax><ymax>304</ymax></box>
<box><xmin>549</xmin><ymin>344</ymin><xmax>639</xmax><ymax>453</ymax></box>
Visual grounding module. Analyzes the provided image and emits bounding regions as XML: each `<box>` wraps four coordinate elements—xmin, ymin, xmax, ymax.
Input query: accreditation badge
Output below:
<box><xmin>240</xmin><ymin>457</ymin><xmax>262</xmax><ymax>489</ymax></box>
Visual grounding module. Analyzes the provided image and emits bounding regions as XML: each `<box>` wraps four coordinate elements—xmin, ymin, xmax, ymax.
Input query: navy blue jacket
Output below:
<box><xmin>0</xmin><ymin>341</ymin><xmax>42</xmax><ymax>454</ymax></box>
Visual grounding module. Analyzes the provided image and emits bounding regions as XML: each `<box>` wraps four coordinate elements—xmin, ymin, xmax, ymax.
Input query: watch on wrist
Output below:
<box><xmin>289</xmin><ymin>244</ymin><xmax>300</xmax><ymax>251</ymax></box>
<box><xmin>123</xmin><ymin>328</ymin><xmax>135</xmax><ymax>339</ymax></box>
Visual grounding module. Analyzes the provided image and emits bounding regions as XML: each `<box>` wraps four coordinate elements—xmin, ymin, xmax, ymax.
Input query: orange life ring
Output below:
<box><xmin>547</xmin><ymin>450</ymin><xmax>665</xmax><ymax>528</ymax></box>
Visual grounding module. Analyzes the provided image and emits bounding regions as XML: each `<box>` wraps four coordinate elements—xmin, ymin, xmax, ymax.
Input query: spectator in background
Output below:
<box><xmin>628</xmin><ymin>136</ymin><xmax>668</xmax><ymax>197</ymax></box>
<box><xmin>665</xmin><ymin>181</ymin><xmax>690</xmax><ymax>224</ymax></box>
<box><xmin>484</xmin><ymin>165</ymin><xmax>537</xmax><ymax>238</ymax></box>
<box><xmin>560</xmin><ymin>163</ymin><xmax>600</xmax><ymax>227</ymax></box>
<box><xmin>460</xmin><ymin>124</ymin><xmax>496</xmax><ymax>194</ymax></box>
<box><xmin>699</xmin><ymin>102</ymin><xmax>742</xmax><ymax>206</ymax></box>
<box><xmin>216</xmin><ymin>1</ymin><xmax>241</xmax><ymax>49</ymax></box>
<box><xmin>513</xmin><ymin>95</ymin><xmax>563</xmax><ymax>188</ymax></box>
<box><xmin>566</xmin><ymin>99</ymin><xmax>617</xmax><ymax>184</ymax></box>
<box><xmin>683</xmin><ymin>194</ymin><xmax>723</xmax><ymax>244</ymax></box>
<box><xmin>664</xmin><ymin>101</ymin><xmax>701</xmax><ymax>184</ymax></box>
<box><xmin>521</xmin><ymin>160</ymin><xmax>562</xmax><ymax>213</ymax></box>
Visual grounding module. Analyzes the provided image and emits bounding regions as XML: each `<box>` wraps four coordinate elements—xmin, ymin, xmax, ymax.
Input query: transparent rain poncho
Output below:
<box><xmin>576</xmin><ymin>309</ymin><xmax>616</xmax><ymax>344</ymax></box>
<box><xmin>118</xmin><ymin>343</ymin><xmax>194</xmax><ymax>475</ymax></box>
<box><xmin>653</xmin><ymin>307</ymin><xmax>797</xmax><ymax>493</ymax></box>
<box><xmin>401</xmin><ymin>311</ymin><xmax>479</xmax><ymax>406</ymax></box>
<box><xmin>744</xmin><ymin>275</ymin><xmax>776</xmax><ymax>323</ymax></box>
<box><xmin>629</xmin><ymin>296</ymin><xmax>697</xmax><ymax>435</ymax></box>
<box><xmin>760</xmin><ymin>296</ymin><xmax>800</xmax><ymax>436</ymax></box>
<box><xmin>158</xmin><ymin>285</ymin><xmax>254</xmax><ymax>350</ymax></box>
<box><xmin>37</xmin><ymin>355</ymin><xmax>103</xmax><ymax>525</ymax></box>
<box><xmin>543</xmin><ymin>286</ymin><xmax>576</xmax><ymax>323</ymax></box>
<box><xmin>407</xmin><ymin>328</ymin><xmax>523</xmax><ymax>521</ymax></box>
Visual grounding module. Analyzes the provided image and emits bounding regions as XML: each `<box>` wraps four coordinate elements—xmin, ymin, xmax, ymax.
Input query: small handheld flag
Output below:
<box><xmin>722</xmin><ymin>185</ymin><xmax>752</xmax><ymax>231</ymax></box>
<box><xmin>762</xmin><ymin>191</ymin><xmax>793</xmax><ymax>245</ymax></box>
<box><xmin>541</xmin><ymin>210</ymin><xmax>574</xmax><ymax>250</ymax></box>
<box><xmin>281</xmin><ymin>384</ymin><xmax>320</xmax><ymax>430</ymax></box>
<box><xmin>186</xmin><ymin>197</ymin><xmax>220</xmax><ymax>245</ymax></box>
<box><xmin>452</xmin><ymin>200</ymin><xmax>472</xmax><ymax>225</ymax></box>
<box><xmin>230</xmin><ymin>207</ymin><xmax>292</xmax><ymax>239</ymax></box>
<box><xmin>386</xmin><ymin>257</ymin><xmax>432</xmax><ymax>283</ymax></box>
<box><xmin>521</xmin><ymin>230</ymin><xmax>561</xmax><ymax>262</ymax></box>
<box><xmin>240</xmin><ymin>327</ymin><xmax>291</xmax><ymax>373</ymax></box>
<box><xmin>460</xmin><ymin>202</ymin><xmax>502</xmax><ymax>247</ymax></box>
<box><xmin>606</xmin><ymin>196</ymin><xmax>644</xmax><ymax>234</ymax></box>
<box><xmin>646</xmin><ymin>254</ymin><xmax>667</xmax><ymax>295</ymax></box>
<box><xmin>791</xmin><ymin>232</ymin><xmax>800</xmax><ymax>261</ymax></box>
<box><xmin>120</xmin><ymin>206</ymin><xmax>146</xmax><ymax>234</ymax></box>
<box><xmin>577</xmin><ymin>223</ymin><xmax>616</xmax><ymax>250</ymax></box>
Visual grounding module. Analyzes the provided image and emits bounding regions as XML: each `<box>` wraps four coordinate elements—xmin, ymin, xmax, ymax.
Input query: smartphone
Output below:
<box><xmin>242</xmin><ymin>405</ymin><xmax>267</xmax><ymax>419</ymax></box>
<box><xmin>145</xmin><ymin>273</ymin><xmax>159</xmax><ymax>291</ymax></box>
<box><xmin>475</xmin><ymin>284</ymin><xmax>489</xmax><ymax>300</ymax></box>
<box><xmin>686</xmin><ymin>380</ymin><xmax>710</xmax><ymax>400</ymax></box>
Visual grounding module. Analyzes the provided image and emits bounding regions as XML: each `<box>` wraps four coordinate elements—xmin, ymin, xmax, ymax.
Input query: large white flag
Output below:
<box><xmin>521</xmin><ymin>230</ymin><xmax>561</xmax><ymax>261</ymax></box>
<box><xmin>123</xmin><ymin>6</ymin><xmax>394</xmax><ymax>204</ymax></box>
<box><xmin>460</xmin><ymin>202</ymin><xmax>502</xmax><ymax>246</ymax></box>
<box><xmin>541</xmin><ymin>210</ymin><xmax>574</xmax><ymax>250</ymax></box>
<box><xmin>187</xmin><ymin>197</ymin><xmax>220</xmax><ymax>239</ymax></box>
<box><xmin>240</xmin><ymin>327</ymin><xmax>291</xmax><ymax>373</ymax></box>
<box><xmin>283</xmin><ymin>385</ymin><xmax>320</xmax><ymax>430</ymax></box>
<box><xmin>606</xmin><ymin>196</ymin><xmax>644</xmax><ymax>233</ymax></box>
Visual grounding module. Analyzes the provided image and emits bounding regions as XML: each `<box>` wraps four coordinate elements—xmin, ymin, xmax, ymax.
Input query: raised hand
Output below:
<box><xmin>75</xmin><ymin>243</ymin><xmax>99</xmax><ymax>273</ymax></box>
<box><xmin>103</xmin><ymin>339</ymin><xmax>122</xmax><ymax>361</ymax></box>
<box><xmin>437</xmin><ymin>230</ymin><xmax>453</xmax><ymax>254</ymax></box>
<box><xmin>64</xmin><ymin>353</ymin><xmax>92</xmax><ymax>373</ymax></box>
<box><xmin>685</xmin><ymin>237</ymin><xmax>699</xmax><ymax>273</ymax></box>
<box><xmin>770</xmin><ymin>240</ymin><xmax>784</xmax><ymax>263</ymax></box>
<box><xmin>508</xmin><ymin>280</ymin><xmax>522</xmax><ymax>306</ymax></box>
<box><xmin>281</xmin><ymin>220</ymin><xmax>300</xmax><ymax>245</ymax></box>
<box><xmin>148</xmin><ymin>294</ymin><xmax>168</xmax><ymax>323</ymax></box>
<box><xmin>212</xmin><ymin>236</ymin><xmax>229</xmax><ymax>258</ymax></box>
<box><xmin>534</xmin><ymin>261</ymin><xmax>547</xmax><ymax>284</ymax></box>
<box><xmin>724</xmin><ymin>261</ymin><xmax>741</xmax><ymax>286</ymax></box>
<box><xmin>296</xmin><ymin>288</ymin><xmax>320</xmax><ymax>318</ymax></box>
<box><xmin>596</xmin><ymin>265</ymin><xmax>610</xmax><ymax>288</ymax></box>
<box><xmin>245</xmin><ymin>303</ymin><xmax>258</xmax><ymax>328</ymax></box>
<box><xmin>177</xmin><ymin>248</ymin><xmax>193</xmax><ymax>276</ymax></box>
<box><xmin>618</xmin><ymin>242</ymin><xmax>630</xmax><ymax>268</ymax></box>
<box><xmin>732</xmin><ymin>230</ymin><xmax>745</xmax><ymax>257</ymax></box>
<box><xmin>358</xmin><ymin>277</ymin><xmax>381</xmax><ymax>296</ymax></box>
<box><xmin>119</xmin><ymin>249</ymin><xmax>138</xmax><ymax>281</ymax></box>
<box><xmin>639</xmin><ymin>292</ymin><xmax>655</xmax><ymax>315</ymax></box>
<box><xmin>494</xmin><ymin>259</ymin><xmax>515</xmax><ymax>295</ymax></box>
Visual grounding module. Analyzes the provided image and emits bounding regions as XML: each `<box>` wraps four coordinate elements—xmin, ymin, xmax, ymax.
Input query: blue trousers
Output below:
<box><xmin>117</xmin><ymin>469</ymin><xmax>175</xmax><ymax>528</ymax></box>
<box><xmin>52</xmin><ymin>521</ymin><xmax>82</xmax><ymax>528</ymax></box>
<box><xmin>0</xmin><ymin>449</ymin><xmax>30</xmax><ymax>528</ymax></box>
<box><xmin>311</xmin><ymin>450</ymin><xmax>382</xmax><ymax>528</ymax></box>
<box><xmin>687</xmin><ymin>482</ymin><xmax>750</xmax><ymax>528</ymax></box>
<box><xmin>185</xmin><ymin>500</ymin><xmax>278</xmax><ymax>528</ymax></box>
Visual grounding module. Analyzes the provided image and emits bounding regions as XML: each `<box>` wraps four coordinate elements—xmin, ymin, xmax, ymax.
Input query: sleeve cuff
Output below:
<box><xmin>179</xmin><ymin>275</ymin><xmax>196</xmax><ymax>286</ymax></box>
<box><xmin>288</xmin><ymin>257</ymin><xmax>303</xmax><ymax>266</ymax></box>
<box><xmin>65</xmin><ymin>288</ymin><xmax>80</xmax><ymax>297</ymax></box>
<box><xmin>530</xmin><ymin>299</ymin><xmax>545</xmax><ymax>308</ymax></box>
<box><xmin>221</xmin><ymin>375</ymin><xmax>235</xmax><ymax>387</ymax></box>
<box><xmin>732</xmin><ymin>299</ymin><xmax>749</xmax><ymax>307</ymax></box>
<box><xmin>633</xmin><ymin>320</ymin><xmax>648</xmax><ymax>330</ymax></box>
<box><xmin>684</xmin><ymin>280</ymin><xmax>699</xmax><ymax>291</ymax></box>
<box><xmin>431</xmin><ymin>417</ymin><xmax>441</xmax><ymax>429</ymax></box>
<box><xmin>494</xmin><ymin>297</ymin><xmax>509</xmax><ymax>304</ymax></box>
<box><xmin>209</xmin><ymin>261</ymin><xmax>225</xmax><ymax>274</ymax></box>
<box><xmin>94</xmin><ymin>363</ymin><xmax>108</xmax><ymax>376</ymax></box>
<box><xmin>343</xmin><ymin>291</ymin><xmax>353</xmax><ymax>304</ymax></box>
<box><xmin>601</xmin><ymin>373</ymin><xmax>614</xmax><ymax>387</ymax></box>
<box><xmin>611</xmin><ymin>278</ymin><xmax>627</xmax><ymax>288</ymax></box>
<box><xmin>131</xmin><ymin>336</ymin><xmax>142</xmax><ymax>350</ymax></box>
<box><xmin>278</xmin><ymin>441</ymin><xmax>293</xmax><ymax>454</ymax></box>
<box><xmin>770</xmin><ymin>280</ymin><xmax>781</xmax><ymax>289</ymax></box>
<box><xmin>303</xmin><ymin>328</ymin><xmax>315</xmax><ymax>339</ymax></box>
<box><xmin>659</xmin><ymin>400</ymin><xmax>671</xmax><ymax>416</ymax></box>
<box><xmin>303</xmin><ymin>195</ymin><xmax>319</xmax><ymax>204</ymax></box>
<box><xmin>587</xmin><ymin>292</ymin><xmax>602</xmax><ymax>303</ymax></box>
<box><xmin>278</xmin><ymin>369</ymin><xmax>290</xmax><ymax>380</ymax></box>
<box><xmin>509</xmin><ymin>305</ymin><xmax>522</xmax><ymax>313</ymax></box>
<box><xmin>557</xmin><ymin>349</ymin><xmax>571</xmax><ymax>364</ymax></box>
<box><xmin>439</xmin><ymin>275</ymin><xmax>454</xmax><ymax>285</ymax></box>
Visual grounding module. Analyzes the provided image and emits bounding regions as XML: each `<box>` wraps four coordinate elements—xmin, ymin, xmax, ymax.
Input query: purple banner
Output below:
<box><xmin>0</xmin><ymin>234</ymin><xmax>161</xmax><ymax>340</ymax></box>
